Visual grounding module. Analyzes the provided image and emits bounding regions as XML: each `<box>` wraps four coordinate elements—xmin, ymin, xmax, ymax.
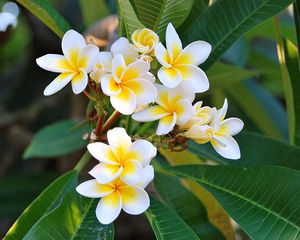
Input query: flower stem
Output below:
<box><xmin>102</xmin><ymin>111</ymin><xmax>121</xmax><ymax>133</ymax></box>
<box><xmin>94</xmin><ymin>115</ymin><xmax>104</xmax><ymax>136</ymax></box>
<box><xmin>83</xmin><ymin>90</ymin><xmax>97</xmax><ymax>102</ymax></box>
<box><xmin>74</xmin><ymin>151</ymin><xmax>91</xmax><ymax>172</ymax></box>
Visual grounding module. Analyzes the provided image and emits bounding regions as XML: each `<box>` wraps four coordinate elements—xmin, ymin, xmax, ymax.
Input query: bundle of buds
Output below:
<box><xmin>36</xmin><ymin>22</ymin><xmax>243</xmax><ymax>224</ymax></box>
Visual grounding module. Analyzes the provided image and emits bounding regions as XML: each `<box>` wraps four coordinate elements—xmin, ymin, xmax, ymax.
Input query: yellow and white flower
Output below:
<box><xmin>154</xmin><ymin>23</ymin><xmax>211</xmax><ymax>93</ymax></box>
<box><xmin>76</xmin><ymin>165</ymin><xmax>154</xmax><ymax>224</ymax></box>
<box><xmin>101</xmin><ymin>54</ymin><xmax>157</xmax><ymax>115</ymax></box>
<box><xmin>132</xmin><ymin>28</ymin><xmax>159</xmax><ymax>56</ymax></box>
<box><xmin>90</xmin><ymin>52</ymin><xmax>112</xmax><ymax>83</ymax></box>
<box><xmin>36</xmin><ymin>30</ymin><xmax>99</xmax><ymax>95</ymax></box>
<box><xmin>87</xmin><ymin>127</ymin><xmax>157</xmax><ymax>185</ymax></box>
<box><xmin>132</xmin><ymin>84</ymin><xmax>195</xmax><ymax>135</ymax></box>
<box><xmin>183</xmin><ymin>99</ymin><xmax>244</xmax><ymax>159</ymax></box>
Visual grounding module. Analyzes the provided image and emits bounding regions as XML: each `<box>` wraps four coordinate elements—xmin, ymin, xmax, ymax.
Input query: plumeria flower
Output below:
<box><xmin>87</xmin><ymin>127</ymin><xmax>157</xmax><ymax>185</ymax></box>
<box><xmin>132</xmin><ymin>28</ymin><xmax>159</xmax><ymax>56</ymax></box>
<box><xmin>181</xmin><ymin>101</ymin><xmax>215</xmax><ymax>129</ymax></box>
<box><xmin>101</xmin><ymin>54</ymin><xmax>157</xmax><ymax>115</ymax></box>
<box><xmin>132</xmin><ymin>84</ymin><xmax>195</xmax><ymax>135</ymax></box>
<box><xmin>90</xmin><ymin>52</ymin><xmax>112</xmax><ymax>83</ymax></box>
<box><xmin>0</xmin><ymin>2</ymin><xmax>19</xmax><ymax>32</ymax></box>
<box><xmin>36</xmin><ymin>30</ymin><xmax>98</xmax><ymax>95</ymax></box>
<box><xmin>154</xmin><ymin>23</ymin><xmax>211</xmax><ymax>93</ymax></box>
<box><xmin>76</xmin><ymin>165</ymin><xmax>154</xmax><ymax>224</ymax></box>
<box><xmin>111</xmin><ymin>37</ymin><xmax>139</xmax><ymax>65</ymax></box>
<box><xmin>183</xmin><ymin>99</ymin><xmax>244</xmax><ymax>159</ymax></box>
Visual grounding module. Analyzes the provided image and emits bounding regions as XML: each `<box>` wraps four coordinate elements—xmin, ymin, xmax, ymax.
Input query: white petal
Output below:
<box><xmin>43</xmin><ymin>73</ymin><xmax>74</xmax><ymax>96</ymax></box>
<box><xmin>174</xmin><ymin>99</ymin><xmax>194</xmax><ymax>125</ymax></box>
<box><xmin>3</xmin><ymin>2</ymin><xmax>19</xmax><ymax>17</ymax></box>
<box><xmin>76</xmin><ymin>179</ymin><xmax>113</xmax><ymax>198</ymax></box>
<box><xmin>125</xmin><ymin>78</ymin><xmax>157</xmax><ymax>104</ymax></box>
<box><xmin>96</xmin><ymin>191</ymin><xmax>122</xmax><ymax>224</ymax></box>
<box><xmin>156</xmin><ymin>113</ymin><xmax>177</xmax><ymax>135</ymax></box>
<box><xmin>144</xmin><ymin>72</ymin><xmax>156</xmax><ymax>83</ymax></box>
<box><xmin>219</xmin><ymin>98</ymin><xmax>228</xmax><ymax>122</ymax></box>
<box><xmin>137</xmin><ymin>165</ymin><xmax>154</xmax><ymax>188</ymax></box>
<box><xmin>168</xmin><ymin>84</ymin><xmax>195</xmax><ymax>104</ymax></box>
<box><xmin>120</xmin><ymin>160</ymin><xmax>143</xmax><ymax>185</ymax></box>
<box><xmin>101</xmin><ymin>74</ymin><xmax>121</xmax><ymax>96</ymax></box>
<box><xmin>154</xmin><ymin>42</ymin><xmax>171</xmax><ymax>67</ymax></box>
<box><xmin>87</xmin><ymin>142</ymin><xmax>119</xmax><ymax>164</ymax></box>
<box><xmin>126</xmin><ymin>140</ymin><xmax>157</xmax><ymax>166</ymax></box>
<box><xmin>36</xmin><ymin>54</ymin><xmax>71</xmax><ymax>73</ymax></box>
<box><xmin>211</xmin><ymin>135</ymin><xmax>241</xmax><ymax>160</ymax></box>
<box><xmin>62</xmin><ymin>30</ymin><xmax>86</xmax><ymax>60</ymax></box>
<box><xmin>158</xmin><ymin>66</ymin><xmax>182</xmax><ymax>88</ymax></box>
<box><xmin>98</xmin><ymin>51</ymin><xmax>112</xmax><ymax>72</ymax></box>
<box><xmin>0</xmin><ymin>12</ymin><xmax>17</xmax><ymax>32</ymax></box>
<box><xmin>221</xmin><ymin>118</ymin><xmax>244</xmax><ymax>136</ymax></box>
<box><xmin>177</xmin><ymin>64</ymin><xmax>209</xmax><ymax>93</ymax></box>
<box><xmin>71</xmin><ymin>68</ymin><xmax>88</xmax><ymax>94</ymax></box>
<box><xmin>107</xmin><ymin>127</ymin><xmax>132</xmax><ymax>157</ymax></box>
<box><xmin>120</xmin><ymin>186</ymin><xmax>150</xmax><ymax>215</ymax></box>
<box><xmin>112</xmin><ymin>54</ymin><xmax>126</xmax><ymax>83</ymax></box>
<box><xmin>122</xmin><ymin>60</ymin><xmax>150</xmax><ymax>81</ymax></box>
<box><xmin>178</xmin><ymin>41</ymin><xmax>212</xmax><ymax>65</ymax></box>
<box><xmin>111</xmin><ymin>37</ymin><xmax>138</xmax><ymax>64</ymax></box>
<box><xmin>183</xmin><ymin>124</ymin><xmax>212</xmax><ymax>143</ymax></box>
<box><xmin>110</xmin><ymin>87</ymin><xmax>137</xmax><ymax>115</ymax></box>
<box><xmin>166</xmin><ymin>23</ymin><xmax>182</xmax><ymax>61</ymax></box>
<box><xmin>78</xmin><ymin>44</ymin><xmax>99</xmax><ymax>72</ymax></box>
<box><xmin>132</xmin><ymin>106</ymin><xmax>169</xmax><ymax>122</ymax></box>
<box><xmin>89</xmin><ymin>163</ymin><xmax>123</xmax><ymax>184</ymax></box>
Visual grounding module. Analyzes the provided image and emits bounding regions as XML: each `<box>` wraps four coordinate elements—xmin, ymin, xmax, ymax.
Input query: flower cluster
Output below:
<box><xmin>36</xmin><ymin>22</ymin><xmax>244</xmax><ymax>224</ymax></box>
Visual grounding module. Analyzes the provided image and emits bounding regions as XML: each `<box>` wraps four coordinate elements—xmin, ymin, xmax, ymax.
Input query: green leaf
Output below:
<box><xmin>154</xmin><ymin>172</ymin><xmax>225</xmax><ymax>239</ymax></box>
<box><xmin>167</xmin><ymin>165</ymin><xmax>300</xmax><ymax>240</ymax></box>
<box><xmin>16</xmin><ymin>0</ymin><xmax>70</xmax><ymax>38</ymax></box>
<box><xmin>133</xmin><ymin>0</ymin><xmax>194</xmax><ymax>39</ymax></box>
<box><xmin>80</xmin><ymin>0</ymin><xmax>110</xmax><ymax>26</ymax></box>
<box><xmin>146</xmin><ymin>197</ymin><xmax>199</xmax><ymax>240</ymax></box>
<box><xmin>23</xmin><ymin>190</ymin><xmax>114</xmax><ymax>240</ymax></box>
<box><xmin>189</xmin><ymin>131</ymin><xmax>300</xmax><ymax>170</ymax></box>
<box><xmin>282</xmin><ymin>39</ymin><xmax>300</xmax><ymax>145</ymax></box>
<box><xmin>117</xmin><ymin>0</ymin><xmax>144</xmax><ymax>38</ymax></box>
<box><xmin>24</xmin><ymin>120</ymin><xmax>89</xmax><ymax>159</ymax></box>
<box><xmin>182</xmin><ymin>0</ymin><xmax>295</xmax><ymax>70</ymax></box>
<box><xmin>3</xmin><ymin>171</ymin><xmax>77</xmax><ymax>240</ymax></box>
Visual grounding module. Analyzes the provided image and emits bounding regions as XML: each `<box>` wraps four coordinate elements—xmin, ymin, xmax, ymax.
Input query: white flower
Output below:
<box><xmin>0</xmin><ymin>2</ymin><xmax>19</xmax><ymax>32</ymax></box>
<box><xmin>76</xmin><ymin>165</ymin><xmax>154</xmax><ymax>224</ymax></box>
<box><xmin>87</xmin><ymin>127</ymin><xmax>157</xmax><ymax>185</ymax></box>
<box><xmin>36</xmin><ymin>30</ymin><xmax>99</xmax><ymax>95</ymax></box>
<box><xmin>132</xmin><ymin>28</ymin><xmax>159</xmax><ymax>56</ymax></box>
<box><xmin>90</xmin><ymin>52</ymin><xmax>112</xmax><ymax>83</ymax></box>
<box><xmin>154</xmin><ymin>23</ymin><xmax>211</xmax><ymax>93</ymax></box>
<box><xmin>183</xmin><ymin>99</ymin><xmax>244</xmax><ymax>159</ymax></box>
<box><xmin>101</xmin><ymin>54</ymin><xmax>157</xmax><ymax>115</ymax></box>
<box><xmin>132</xmin><ymin>84</ymin><xmax>194</xmax><ymax>135</ymax></box>
<box><xmin>111</xmin><ymin>37</ymin><xmax>139</xmax><ymax>65</ymax></box>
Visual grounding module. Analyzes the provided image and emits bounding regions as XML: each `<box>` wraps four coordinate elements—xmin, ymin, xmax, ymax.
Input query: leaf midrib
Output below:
<box><xmin>152</xmin><ymin>0</ymin><xmax>167</xmax><ymax>31</ymax></box>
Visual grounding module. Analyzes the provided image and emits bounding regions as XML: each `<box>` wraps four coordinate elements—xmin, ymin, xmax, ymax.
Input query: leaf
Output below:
<box><xmin>132</xmin><ymin>0</ymin><xmax>194</xmax><ymax>39</ymax></box>
<box><xmin>225</xmin><ymin>80</ymin><xmax>288</xmax><ymax>140</ymax></box>
<box><xmin>80</xmin><ymin>0</ymin><xmax>110</xmax><ymax>26</ymax></box>
<box><xmin>23</xmin><ymin>120</ymin><xmax>89</xmax><ymax>159</ymax></box>
<box><xmin>146</xmin><ymin>197</ymin><xmax>199</xmax><ymax>240</ymax></box>
<box><xmin>3</xmin><ymin>171</ymin><xmax>77</xmax><ymax>240</ymax></box>
<box><xmin>117</xmin><ymin>0</ymin><xmax>144</xmax><ymax>38</ymax></box>
<box><xmin>206</xmin><ymin>62</ymin><xmax>258</xmax><ymax>88</ymax></box>
<box><xmin>282</xmin><ymin>39</ymin><xmax>300</xmax><ymax>145</ymax></box>
<box><xmin>167</xmin><ymin>165</ymin><xmax>300</xmax><ymax>240</ymax></box>
<box><xmin>16</xmin><ymin>0</ymin><xmax>70</xmax><ymax>38</ymax></box>
<box><xmin>154</xmin><ymin>172</ymin><xmax>225</xmax><ymax>239</ymax></box>
<box><xmin>189</xmin><ymin>130</ymin><xmax>300</xmax><ymax>170</ymax></box>
<box><xmin>23</xmin><ymin>190</ymin><xmax>114</xmax><ymax>240</ymax></box>
<box><xmin>181</xmin><ymin>0</ymin><xmax>295</xmax><ymax>70</ymax></box>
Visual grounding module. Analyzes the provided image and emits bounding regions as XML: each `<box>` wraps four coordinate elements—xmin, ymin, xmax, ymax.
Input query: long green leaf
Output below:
<box><xmin>117</xmin><ymin>0</ymin><xmax>144</xmax><ymax>38</ymax></box>
<box><xmin>154</xmin><ymin>172</ymin><xmax>225</xmax><ymax>239</ymax></box>
<box><xmin>23</xmin><ymin>190</ymin><xmax>114</xmax><ymax>240</ymax></box>
<box><xmin>16</xmin><ymin>0</ymin><xmax>70</xmax><ymax>38</ymax></box>
<box><xmin>3</xmin><ymin>171</ymin><xmax>77</xmax><ymax>240</ymax></box>
<box><xmin>133</xmin><ymin>0</ymin><xmax>194</xmax><ymax>39</ymax></box>
<box><xmin>167</xmin><ymin>165</ymin><xmax>300</xmax><ymax>240</ymax></box>
<box><xmin>189</xmin><ymin>131</ymin><xmax>300</xmax><ymax>170</ymax></box>
<box><xmin>24</xmin><ymin>120</ymin><xmax>89</xmax><ymax>159</ymax></box>
<box><xmin>146</xmin><ymin>197</ymin><xmax>199</xmax><ymax>240</ymax></box>
<box><xmin>182</xmin><ymin>0</ymin><xmax>295</xmax><ymax>70</ymax></box>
